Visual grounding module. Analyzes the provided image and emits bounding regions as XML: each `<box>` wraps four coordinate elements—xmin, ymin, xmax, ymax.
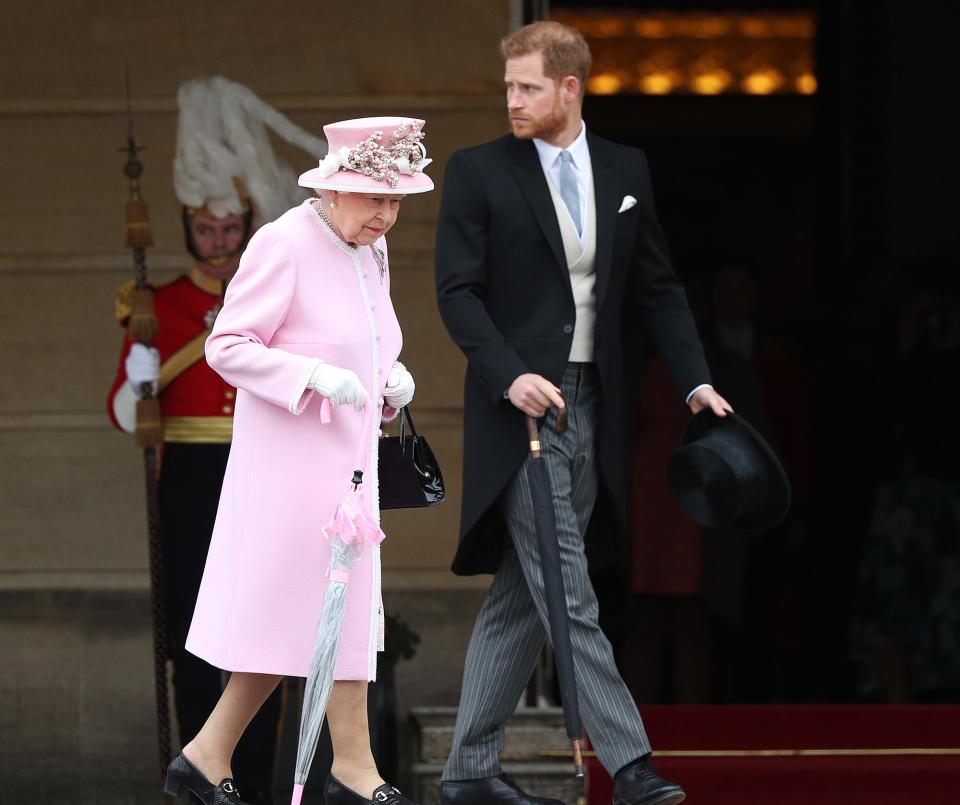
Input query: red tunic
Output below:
<box><xmin>107</xmin><ymin>268</ymin><xmax>236</xmax><ymax>441</ymax></box>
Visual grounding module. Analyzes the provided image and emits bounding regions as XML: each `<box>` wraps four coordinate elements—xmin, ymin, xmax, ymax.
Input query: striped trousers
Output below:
<box><xmin>443</xmin><ymin>363</ymin><xmax>651</xmax><ymax>781</ymax></box>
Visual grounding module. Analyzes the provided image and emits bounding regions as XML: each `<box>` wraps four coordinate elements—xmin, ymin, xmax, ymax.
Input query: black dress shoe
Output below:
<box><xmin>613</xmin><ymin>757</ymin><xmax>685</xmax><ymax>805</ymax></box>
<box><xmin>324</xmin><ymin>775</ymin><xmax>419</xmax><ymax>804</ymax></box>
<box><xmin>164</xmin><ymin>752</ymin><xmax>250</xmax><ymax>804</ymax></box>
<box><xmin>440</xmin><ymin>773</ymin><xmax>566</xmax><ymax>805</ymax></box>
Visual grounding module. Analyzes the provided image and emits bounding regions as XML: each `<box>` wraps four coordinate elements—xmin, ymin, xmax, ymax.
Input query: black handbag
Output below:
<box><xmin>378</xmin><ymin>406</ymin><xmax>445</xmax><ymax>509</ymax></box>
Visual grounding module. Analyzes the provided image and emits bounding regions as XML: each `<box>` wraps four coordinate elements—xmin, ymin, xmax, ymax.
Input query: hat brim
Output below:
<box><xmin>668</xmin><ymin>410</ymin><xmax>791</xmax><ymax>532</ymax></box>
<box><xmin>297</xmin><ymin>168</ymin><xmax>434</xmax><ymax>194</ymax></box>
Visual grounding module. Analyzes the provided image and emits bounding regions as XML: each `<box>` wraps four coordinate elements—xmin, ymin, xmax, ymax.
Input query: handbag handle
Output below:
<box><xmin>396</xmin><ymin>406</ymin><xmax>420</xmax><ymax>457</ymax></box>
<box><xmin>397</xmin><ymin>406</ymin><xmax>420</xmax><ymax>439</ymax></box>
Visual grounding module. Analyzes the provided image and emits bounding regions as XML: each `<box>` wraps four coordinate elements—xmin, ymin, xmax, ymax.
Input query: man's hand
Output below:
<box><xmin>507</xmin><ymin>373</ymin><xmax>565</xmax><ymax>418</ymax></box>
<box><xmin>689</xmin><ymin>386</ymin><xmax>733</xmax><ymax>416</ymax></box>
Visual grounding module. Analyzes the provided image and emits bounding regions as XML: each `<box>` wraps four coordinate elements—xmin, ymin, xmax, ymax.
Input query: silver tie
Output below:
<box><xmin>558</xmin><ymin>151</ymin><xmax>581</xmax><ymax>236</ymax></box>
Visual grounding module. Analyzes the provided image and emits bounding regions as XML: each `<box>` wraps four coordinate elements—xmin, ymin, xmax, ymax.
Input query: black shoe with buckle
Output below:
<box><xmin>613</xmin><ymin>757</ymin><xmax>685</xmax><ymax>805</ymax></box>
<box><xmin>164</xmin><ymin>752</ymin><xmax>249</xmax><ymax>804</ymax></box>
<box><xmin>439</xmin><ymin>773</ymin><xmax>566</xmax><ymax>804</ymax></box>
<box><xmin>324</xmin><ymin>775</ymin><xmax>419</xmax><ymax>805</ymax></box>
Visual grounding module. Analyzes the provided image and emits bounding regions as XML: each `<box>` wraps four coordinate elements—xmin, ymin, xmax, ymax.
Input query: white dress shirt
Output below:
<box><xmin>533</xmin><ymin>122</ymin><xmax>592</xmax><ymax>249</ymax></box>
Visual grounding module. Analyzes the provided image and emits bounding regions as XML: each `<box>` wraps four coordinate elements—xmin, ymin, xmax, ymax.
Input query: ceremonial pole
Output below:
<box><xmin>118</xmin><ymin>66</ymin><xmax>173</xmax><ymax>793</ymax></box>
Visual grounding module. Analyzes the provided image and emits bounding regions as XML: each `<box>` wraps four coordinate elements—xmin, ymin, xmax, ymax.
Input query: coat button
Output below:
<box><xmin>222</xmin><ymin>405</ymin><xmax>233</xmax><ymax>414</ymax></box>
<box><xmin>224</xmin><ymin>390</ymin><xmax>236</xmax><ymax>399</ymax></box>
<box><xmin>562</xmin><ymin>324</ymin><xmax>574</xmax><ymax>334</ymax></box>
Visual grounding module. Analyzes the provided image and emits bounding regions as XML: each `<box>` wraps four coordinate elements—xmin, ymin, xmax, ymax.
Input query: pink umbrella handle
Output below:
<box><xmin>351</xmin><ymin>393</ymin><xmax>376</xmax><ymax>484</ymax></box>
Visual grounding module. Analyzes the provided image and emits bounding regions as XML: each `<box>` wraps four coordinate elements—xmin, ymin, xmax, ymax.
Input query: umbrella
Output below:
<box><xmin>291</xmin><ymin>394</ymin><xmax>385</xmax><ymax>805</ymax></box>
<box><xmin>524</xmin><ymin>403</ymin><xmax>584</xmax><ymax>778</ymax></box>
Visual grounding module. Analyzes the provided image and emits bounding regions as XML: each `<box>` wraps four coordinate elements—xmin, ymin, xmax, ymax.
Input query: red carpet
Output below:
<box><xmin>586</xmin><ymin>705</ymin><xmax>960</xmax><ymax>804</ymax></box>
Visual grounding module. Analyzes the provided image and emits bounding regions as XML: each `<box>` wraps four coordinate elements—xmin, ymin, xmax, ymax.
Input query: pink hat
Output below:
<box><xmin>298</xmin><ymin>116</ymin><xmax>434</xmax><ymax>194</ymax></box>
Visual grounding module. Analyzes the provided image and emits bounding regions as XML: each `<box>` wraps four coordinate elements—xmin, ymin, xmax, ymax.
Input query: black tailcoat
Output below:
<box><xmin>436</xmin><ymin>131</ymin><xmax>711</xmax><ymax>575</ymax></box>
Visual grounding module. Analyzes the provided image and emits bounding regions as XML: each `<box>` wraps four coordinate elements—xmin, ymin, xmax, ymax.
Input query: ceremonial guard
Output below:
<box><xmin>107</xmin><ymin>76</ymin><xmax>327</xmax><ymax>805</ymax></box>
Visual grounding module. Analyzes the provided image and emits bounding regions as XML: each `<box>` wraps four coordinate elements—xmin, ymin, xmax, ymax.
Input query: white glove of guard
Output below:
<box><xmin>125</xmin><ymin>343</ymin><xmax>160</xmax><ymax>398</ymax></box>
<box><xmin>383</xmin><ymin>361</ymin><xmax>415</xmax><ymax>409</ymax></box>
<box><xmin>308</xmin><ymin>363</ymin><xmax>367</xmax><ymax>411</ymax></box>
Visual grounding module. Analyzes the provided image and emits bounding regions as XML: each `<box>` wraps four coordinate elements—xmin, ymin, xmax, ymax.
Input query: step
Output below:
<box><xmin>410</xmin><ymin>706</ymin><xmax>585</xmax><ymax>804</ymax></box>
<box><xmin>588</xmin><ymin>705</ymin><xmax>960</xmax><ymax>805</ymax></box>
<box><xmin>412</xmin><ymin>762</ymin><xmax>584</xmax><ymax>805</ymax></box>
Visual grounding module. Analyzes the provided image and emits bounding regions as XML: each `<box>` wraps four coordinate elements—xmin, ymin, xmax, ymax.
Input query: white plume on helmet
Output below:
<box><xmin>174</xmin><ymin>76</ymin><xmax>327</xmax><ymax>226</ymax></box>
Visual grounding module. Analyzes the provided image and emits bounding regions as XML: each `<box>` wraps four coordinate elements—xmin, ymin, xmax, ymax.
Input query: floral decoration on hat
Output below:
<box><xmin>315</xmin><ymin>121</ymin><xmax>432</xmax><ymax>189</ymax></box>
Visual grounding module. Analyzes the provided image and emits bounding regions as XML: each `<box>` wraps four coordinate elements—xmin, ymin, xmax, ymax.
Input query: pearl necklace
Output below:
<box><xmin>313</xmin><ymin>199</ymin><xmax>387</xmax><ymax>283</ymax></box>
<box><xmin>314</xmin><ymin>199</ymin><xmax>352</xmax><ymax>246</ymax></box>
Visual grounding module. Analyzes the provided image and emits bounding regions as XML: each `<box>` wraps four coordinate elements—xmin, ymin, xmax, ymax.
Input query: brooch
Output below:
<box><xmin>370</xmin><ymin>244</ymin><xmax>387</xmax><ymax>284</ymax></box>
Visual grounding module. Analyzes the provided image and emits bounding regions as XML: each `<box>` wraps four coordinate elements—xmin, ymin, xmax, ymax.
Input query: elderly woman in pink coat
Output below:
<box><xmin>162</xmin><ymin>117</ymin><xmax>433</xmax><ymax>805</ymax></box>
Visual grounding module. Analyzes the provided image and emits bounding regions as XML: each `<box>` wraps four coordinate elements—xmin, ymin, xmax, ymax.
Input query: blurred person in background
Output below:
<box><xmin>850</xmin><ymin>259</ymin><xmax>960</xmax><ymax>703</ymax></box>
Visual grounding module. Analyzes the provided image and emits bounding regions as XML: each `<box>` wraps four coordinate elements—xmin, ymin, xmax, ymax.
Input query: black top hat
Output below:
<box><xmin>667</xmin><ymin>410</ymin><xmax>791</xmax><ymax>531</ymax></box>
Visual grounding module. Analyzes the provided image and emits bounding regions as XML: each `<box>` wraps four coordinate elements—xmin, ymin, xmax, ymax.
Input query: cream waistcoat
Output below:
<box><xmin>544</xmin><ymin>168</ymin><xmax>597</xmax><ymax>362</ymax></box>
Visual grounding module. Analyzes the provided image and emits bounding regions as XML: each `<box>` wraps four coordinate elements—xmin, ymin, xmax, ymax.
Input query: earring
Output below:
<box><xmin>330</xmin><ymin>200</ymin><xmax>337</xmax><ymax>208</ymax></box>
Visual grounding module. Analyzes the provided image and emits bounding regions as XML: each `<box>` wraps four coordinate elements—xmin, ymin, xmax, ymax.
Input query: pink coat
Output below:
<box><xmin>185</xmin><ymin>199</ymin><xmax>402</xmax><ymax>681</ymax></box>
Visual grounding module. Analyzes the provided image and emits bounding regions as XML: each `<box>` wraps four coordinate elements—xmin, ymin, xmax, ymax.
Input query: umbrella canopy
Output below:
<box><xmin>524</xmin><ymin>406</ymin><xmax>584</xmax><ymax>778</ymax></box>
<box><xmin>292</xmin><ymin>396</ymin><xmax>384</xmax><ymax>805</ymax></box>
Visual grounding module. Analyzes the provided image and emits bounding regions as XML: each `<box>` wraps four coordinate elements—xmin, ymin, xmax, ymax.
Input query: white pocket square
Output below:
<box><xmin>618</xmin><ymin>195</ymin><xmax>637</xmax><ymax>213</ymax></box>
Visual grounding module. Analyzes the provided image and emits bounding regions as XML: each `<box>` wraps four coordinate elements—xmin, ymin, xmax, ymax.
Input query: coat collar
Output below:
<box><xmin>587</xmin><ymin>131</ymin><xmax>619</xmax><ymax>313</ymax></box>
<box><xmin>509</xmin><ymin>136</ymin><xmax>567</xmax><ymax>276</ymax></box>
<box><xmin>190</xmin><ymin>265</ymin><xmax>225</xmax><ymax>296</ymax></box>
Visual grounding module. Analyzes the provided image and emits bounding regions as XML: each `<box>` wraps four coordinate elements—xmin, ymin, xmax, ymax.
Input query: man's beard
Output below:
<box><xmin>510</xmin><ymin>97</ymin><xmax>566</xmax><ymax>141</ymax></box>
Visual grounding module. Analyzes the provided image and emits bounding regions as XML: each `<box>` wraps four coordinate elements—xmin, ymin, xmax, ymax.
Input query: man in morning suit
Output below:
<box><xmin>435</xmin><ymin>22</ymin><xmax>732</xmax><ymax>805</ymax></box>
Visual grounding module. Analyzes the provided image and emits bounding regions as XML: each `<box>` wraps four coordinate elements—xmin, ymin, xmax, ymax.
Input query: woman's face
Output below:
<box><xmin>329</xmin><ymin>191</ymin><xmax>403</xmax><ymax>246</ymax></box>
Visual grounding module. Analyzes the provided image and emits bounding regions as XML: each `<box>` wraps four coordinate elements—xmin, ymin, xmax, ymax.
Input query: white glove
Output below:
<box><xmin>383</xmin><ymin>361</ymin><xmax>415</xmax><ymax>409</ymax></box>
<box><xmin>308</xmin><ymin>363</ymin><xmax>367</xmax><ymax>411</ymax></box>
<box><xmin>124</xmin><ymin>343</ymin><xmax>160</xmax><ymax>398</ymax></box>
